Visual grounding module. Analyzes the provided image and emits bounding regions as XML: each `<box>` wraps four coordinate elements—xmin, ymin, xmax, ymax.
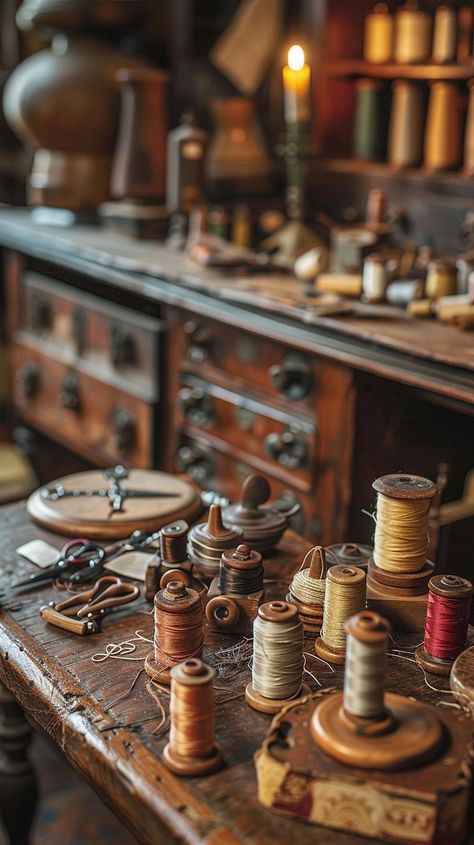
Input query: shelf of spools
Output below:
<box><xmin>327</xmin><ymin>60</ymin><xmax>474</xmax><ymax>81</ymax></box>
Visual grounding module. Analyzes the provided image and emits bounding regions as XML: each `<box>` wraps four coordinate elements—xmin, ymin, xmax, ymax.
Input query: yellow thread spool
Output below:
<box><xmin>424</xmin><ymin>82</ymin><xmax>463</xmax><ymax>172</ymax></box>
<box><xmin>364</xmin><ymin>4</ymin><xmax>393</xmax><ymax>64</ymax></box>
<box><xmin>394</xmin><ymin>3</ymin><xmax>432</xmax><ymax>64</ymax></box>
<box><xmin>315</xmin><ymin>565</ymin><xmax>366</xmax><ymax>665</ymax></box>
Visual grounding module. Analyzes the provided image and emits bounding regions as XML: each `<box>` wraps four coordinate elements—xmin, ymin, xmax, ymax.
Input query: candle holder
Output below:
<box><xmin>262</xmin><ymin>122</ymin><xmax>322</xmax><ymax>267</ymax></box>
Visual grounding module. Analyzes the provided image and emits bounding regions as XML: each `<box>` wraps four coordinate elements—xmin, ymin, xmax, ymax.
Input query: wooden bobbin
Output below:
<box><xmin>245</xmin><ymin>601</ymin><xmax>310</xmax><ymax>715</ymax></box>
<box><xmin>372</xmin><ymin>472</ymin><xmax>438</xmax><ymax>505</ymax></box>
<box><xmin>144</xmin><ymin>519</ymin><xmax>194</xmax><ymax>601</ymax></box>
<box><xmin>415</xmin><ymin>574</ymin><xmax>473</xmax><ymax>676</ymax></box>
<box><xmin>315</xmin><ymin>565</ymin><xmax>366</xmax><ymax>665</ymax></box>
<box><xmin>187</xmin><ymin>504</ymin><xmax>243</xmax><ymax>581</ymax></box>
<box><xmin>287</xmin><ymin>546</ymin><xmax>326</xmax><ymax>636</ymax></box>
<box><xmin>163</xmin><ymin>658</ymin><xmax>223</xmax><ymax>776</ymax></box>
<box><xmin>312</xmin><ymin>610</ymin><xmax>445</xmax><ymax>770</ymax></box>
<box><xmin>144</xmin><ymin>579</ymin><xmax>202</xmax><ymax>685</ymax></box>
<box><xmin>222</xmin><ymin>474</ymin><xmax>299</xmax><ymax>554</ymax></box>
<box><xmin>205</xmin><ymin>545</ymin><xmax>264</xmax><ymax>634</ymax></box>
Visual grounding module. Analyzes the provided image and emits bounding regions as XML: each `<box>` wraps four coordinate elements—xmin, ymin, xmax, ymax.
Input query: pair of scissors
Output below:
<box><xmin>11</xmin><ymin>539</ymin><xmax>106</xmax><ymax>590</ymax></box>
<box><xmin>40</xmin><ymin>575</ymin><xmax>140</xmax><ymax>635</ymax></box>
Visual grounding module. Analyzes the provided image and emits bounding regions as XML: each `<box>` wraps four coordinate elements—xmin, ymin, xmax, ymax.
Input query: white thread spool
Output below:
<box><xmin>362</xmin><ymin>254</ymin><xmax>388</xmax><ymax>303</ymax></box>
<box><xmin>343</xmin><ymin>611</ymin><xmax>390</xmax><ymax>719</ymax></box>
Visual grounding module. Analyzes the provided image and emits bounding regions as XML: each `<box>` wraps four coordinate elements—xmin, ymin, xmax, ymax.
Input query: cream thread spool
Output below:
<box><xmin>343</xmin><ymin>611</ymin><xmax>390</xmax><ymax>723</ymax></box>
<box><xmin>364</xmin><ymin>4</ymin><xmax>394</xmax><ymax>64</ymax></box>
<box><xmin>432</xmin><ymin>5</ymin><xmax>457</xmax><ymax>64</ymax></box>
<box><xmin>315</xmin><ymin>566</ymin><xmax>366</xmax><ymax>665</ymax></box>
<box><xmin>394</xmin><ymin>2</ymin><xmax>432</xmax><ymax>64</ymax></box>
<box><xmin>424</xmin><ymin>82</ymin><xmax>463</xmax><ymax>172</ymax></box>
<box><xmin>362</xmin><ymin>253</ymin><xmax>388</xmax><ymax>303</ymax></box>
<box><xmin>388</xmin><ymin>81</ymin><xmax>424</xmax><ymax>168</ymax></box>
<box><xmin>245</xmin><ymin>600</ymin><xmax>310</xmax><ymax>715</ymax></box>
<box><xmin>163</xmin><ymin>658</ymin><xmax>223</xmax><ymax>776</ymax></box>
<box><xmin>287</xmin><ymin>546</ymin><xmax>326</xmax><ymax>636</ymax></box>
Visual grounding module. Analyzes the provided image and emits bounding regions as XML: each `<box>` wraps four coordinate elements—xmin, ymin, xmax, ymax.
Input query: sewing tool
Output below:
<box><xmin>363</xmin><ymin>4</ymin><xmax>393</xmax><ymax>64</ymax></box>
<box><xmin>187</xmin><ymin>503</ymin><xmax>243</xmax><ymax>581</ymax></box>
<box><xmin>222</xmin><ymin>474</ymin><xmax>299</xmax><ymax>554</ymax></box>
<box><xmin>367</xmin><ymin>473</ymin><xmax>438</xmax><ymax>631</ymax></box>
<box><xmin>40</xmin><ymin>575</ymin><xmax>140</xmax><ymax>635</ymax></box>
<box><xmin>163</xmin><ymin>658</ymin><xmax>222</xmax><ymax>776</ymax></box>
<box><xmin>393</xmin><ymin>2</ymin><xmax>432</xmax><ymax>64</ymax></box>
<box><xmin>144</xmin><ymin>579</ymin><xmax>203</xmax><ymax>684</ymax></box>
<box><xmin>245</xmin><ymin>600</ymin><xmax>309</xmax><ymax>715</ymax></box>
<box><xmin>255</xmin><ymin>609</ymin><xmax>473</xmax><ymax>844</ymax></box>
<box><xmin>206</xmin><ymin>544</ymin><xmax>264</xmax><ymax>634</ymax></box>
<box><xmin>415</xmin><ymin>575</ymin><xmax>472</xmax><ymax>676</ymax></box>
<box><xmin>10</xmin><ymin>538</ymin><xmax>103</xmax><ymax>590</ymax></box>
<box><xmin>144</xmin><ymin>519</ymin><xmax>194</xmax><ymax>599</ymax></box>
<box><xmin>287</xmin><ymin>546</ymin><xmax>326</xmax><ymax>636</ymax></box>
<box><xmin>315</xmin><ymin>565</ymin><xmax>366</xmax><ymax>664</ymax></box>
<box><xmin>326</xmin><ymin>542</ymin><xmax>372</xmax><ymax>573</ymax></box>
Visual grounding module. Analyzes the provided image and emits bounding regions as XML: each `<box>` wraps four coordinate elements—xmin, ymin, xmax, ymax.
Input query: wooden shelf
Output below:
<box><xmin>316</xmin><ymin>158</ymin><xmax>474</xmax><ymax>191</ymax></box>
<box><xmin>327</xmin><ymin>59</ymin><xmax>474</xmax><ymax>82</ymax></box>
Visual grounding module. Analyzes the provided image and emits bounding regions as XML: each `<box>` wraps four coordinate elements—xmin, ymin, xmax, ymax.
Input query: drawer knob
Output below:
<box><xmin>17</xmin><ymin>363</ymin><xmax>40</xmax><ymax>399</ymax></box>
<box><xmin>60</xmin><ymin>371</ymin><xmax>80</xmax><ymax>411</ymax></box>
<box><xmin>178</xmin><ymin>387</ymin><xmax>214</xmax><ymax>426</ymax></box>
<box><xmin>111</xmin><ymin>406</ymin><xmax>136</xmax><ymax>453</ymax></box>
<box><xmin>268</xmin><ymin>352</ymin><xmax>313</xmax><ymax>400</ymax></box>
<box><xmin>264</xmin><ymin>427</ymin><xmax>309</xmax><ymax>470</ymax></box>
<box><xmin>176</xmin><ymin>443</ymin><xmax>214</xmax><ymax>484</ymax></box>
<box><xmin>110</xmin><ymin>325</ymin><xmax>135</xmax><ymax>369</ymax></box>
<box><xmin>184</xmin><ymin>321</ymin><xmax>213</xmax><ymax>364</ymax></box>
<box><xmin>31</xmin><ymin>293</ymin><xmax>51</xmax><ymax>331</ymax></box>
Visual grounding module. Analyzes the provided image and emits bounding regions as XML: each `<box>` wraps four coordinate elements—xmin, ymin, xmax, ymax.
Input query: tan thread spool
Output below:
<box><xmin>394</xmin><ymin>3</ymin><xmax>432</xmax><ymax>64</ymax></box>
<box><xmin>315</xmin><ymin>566</ymin><xmax>366</xmax><ymax>665</ymax></box>
<box><xmin>364</xmin><ymin>4</ymin><xmax>393</xmax><ymax>64</ymax></box>
<box><xmin>449</xmin><ymin>308</ymin><xmax>474</xmax><ymax>330</ymax></box>
<box><xmin>463</xmin><ymin>81</ymin><xmax>474</xmax><ymax>177</ymax></box>
<box><xmin>163</xmin><ymin>658</ymin><xmax>222</xmax><ymax>776</ymax></box>
<box><xmin>372</xmin><ymin>474</ymin><xmax>438</xmax><ymax>575</ymax></box>
<box><xmin>287</xmin><ymin>546</ymin><xmax>326</xmax><ymax>635</ymax></box>
<box><xmin>432</xmin><ymin>5</ymin><xmax>457</xmax><ymax>64</ymax></box>
<box><xmin>388</xmin><ymin>81</ymin><xmax>424</xmax><ymax>168</ymax></box>
<box><xmin>425</xmin><ymin>260</ymin><xmax>458</xmax><ymax>300</ymax></box>
<box><xmin>424</xmin><ymin>82</ymin><xmax>463</xmax><ymax>172</ymax></box>
<box><xmin>457</xmin><ymin>6</ymin><xmax>473</xmax><ymax>63</ymax></box>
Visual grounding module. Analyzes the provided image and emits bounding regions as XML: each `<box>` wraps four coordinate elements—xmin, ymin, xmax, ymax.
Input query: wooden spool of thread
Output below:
<box><xmin>315</xmin><ymin>565</ymin><xmax>366</xmax><ymax>665</ymax></box>
<box><xmin>144</xmin><ymin>579</ymin><xmax>203</xmax><ymax>683</ymax></box>
<box><xmin>464</xmin><ymin>81</ymin><xmax>474</xmax><ymax>177</ymax></box>
<box><xmin>312</xmin><ymin>610</ymin><xmax>444</xmax><ymax>769</ymax></box>
<box><xmin>393</xmin><ymin>2</ymin><xmax>432</xmax><ymax>64</ymax></box>
<box><xmin>287</xmin><ymin>546</ymin><xmax>326</xmax><ymax>636</ymax></box>
<box><xmin>363</xmin><ymin>4</ymin><xmax>393</xmax><ymax>64</ymax></box>
<box><xmin>425</xmin><ymin>260</ymin><xmax>458</xmax><ymax>301</ymax></box>
<box><xmin>205</xmin><ymin>544</ymin><xmax>264</xmax><ymax>631</ymax></box>
<box><xmin>163</xmin><ymin>658</ymin><xmax>222</xmax><ymax>776</ymax></box>
<box><xmin>388</xmin><ymin>81</ymin><xmax>424</xmax><ymax>168</ymax></box>
<box><xmin>424</xmin><ymin>82</ymin><xmax>463</xmax><ymax>172</ymax></box>
<box><xmin>160</xmin><ymin>519</ymin><xmax>189</xmax><ymax>567</ymax></box>
<box><xmin>415</xmin><ymin>575</ymin><xmax>472</xmax><ymax>676</ymax></box>
<box><xmin>432</xmin><ymin>5</ymin><xmax>457</xmax><ymax>64</ymax></box>
<box><xmin>245</xmin><ymin>601</ymin><xmax>309</xmax><ymax>714</ymax></box>
<box><xmin>188</xmin><ymin>504</ymin><xmax>243</xmax><ymax>581</ymax></box>
<box><xmin>352</xmin><ymin>79</ymin><xmax>388</xmax><ymax>161</ymax></box>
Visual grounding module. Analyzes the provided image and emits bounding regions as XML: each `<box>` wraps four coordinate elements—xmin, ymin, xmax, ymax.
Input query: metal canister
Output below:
<box><xmin>353</xmin><ymin>79</ymin><xmax>388</xmax><ymax>161</ymax></box>
<box><xmin>394</xmin><ymin>3</ymin><xmax>432</xmax><ymax>64</ymax></box>
<box><xmin>424</xmin><ymin>82</ymin><xmax>463</xmax><ymax>171</ymax></box>
<box><xmin>364</xmin><ymin>3</ymin><xmax>393</xmax><ymax>64</ymax></box>
<box><xmin>388</xmin><ymin>80</ymin><xmax>423</xmax><ymax>168</ymax></box>
<box><xmin>362</xmin><ymin>253</ymin><xmax>388</xmax><ymax>303</ymax></box>
<box><xmin>425</xmin><ymin>260</ymin><xmax>458</xmax><ymax>300</ymax></box>
<box><xmin>432</xmin><ymin>5</ymin><xmax>457</xmax><ymax>63</ymax></box>
<box><xmin>463</xmin><ymin>81</ymin><xmax>474</xmax><ymax>176</ymax></box>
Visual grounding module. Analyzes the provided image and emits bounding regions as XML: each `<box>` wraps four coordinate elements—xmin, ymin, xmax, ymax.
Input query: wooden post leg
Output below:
<box><xmin>0</xmin><ymin>682</ymin><xmax>37</xmax><ymax>845</ymax></box>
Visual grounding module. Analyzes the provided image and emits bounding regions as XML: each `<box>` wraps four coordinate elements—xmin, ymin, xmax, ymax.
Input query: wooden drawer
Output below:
<box><xmin>10</xmin><ymin>341</ymin><xmax>154</xmax><ymax>467</ymax></box>
<box><xmin>174</xmin><ymin>434</ymin><xmax>319</xmax><ymax>540</ymax></box>
<box><xmin>14</xmin><ymin>271</ymin><xmax>162</xmax><ymax>399</ymax></box>
<box><xmin>176</xmin><ymin>376</ymin><xmax>316</xmax><ymax>489</ymax></box>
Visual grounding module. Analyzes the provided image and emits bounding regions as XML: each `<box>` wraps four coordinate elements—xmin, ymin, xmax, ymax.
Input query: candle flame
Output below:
<box><xmin>288</xmin><ymin>44</ymin><xmax>305</xmax><ymax>71</ymax></box>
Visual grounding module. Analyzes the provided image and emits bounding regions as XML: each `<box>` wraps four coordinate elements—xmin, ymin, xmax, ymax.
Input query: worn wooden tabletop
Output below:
<box><xmin>0</xmin><ymin>502</ymin><xmax>472</xmax><ymax>845</ymax></box>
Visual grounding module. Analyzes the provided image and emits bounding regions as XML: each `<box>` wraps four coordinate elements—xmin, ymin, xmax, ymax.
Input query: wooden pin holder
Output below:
<box><xmin>205</xmin><ymin>545</ymin><xmax>264</xmax><ymax>635</ymax></box>
<box><xmin>187</xmin><ymin>503</ymin><xmax>243</xmax><ymax>583</ymax></box>
<box><xmin>222</xmin><ymin>473</ymin><xmax>299</xmax><ymax>555</ymax></box>
<box><xmin>315</xmin><ymin>565</ymin><xmax>366</xmax><ymax>664</ymax></box>
<box><xmin>415</xmin><ymin>574</ymin><xmax>473</xmax><ymax>676</ymax></box>
<box><xmin>245</xmin><ymin>601</ymin><xmax>310</xmax><ymax>715</ymax></box>
<box><xmin>366</xmin><ymin>474</ymin><xmax>438</xmax><ymax>632</ymax></box>
<box><xmin>255</xmin><ymin>611</ymin><xmax>474</xmax><ymax>845</ymax></box>
<box><xmin>286</xmin><ymin>546</ymin><xmax>326</xmax><ymax>637</ymax></box>
<box><xmin>144</xmin><ymin>579</ymin><xmax>203</xmax><ymax>685</ymax></box>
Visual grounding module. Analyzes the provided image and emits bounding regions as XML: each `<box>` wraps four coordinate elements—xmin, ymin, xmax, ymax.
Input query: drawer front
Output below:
<box><xmin>17</xmin><ymin>271</ymin><xmax>162</xmax><ymax>398</ymax></box>
<box><xmin>174</xmin><ymin>434</ymin><xmax>320</xmax><ymax>540</ymax></box>
<box><xmin>179</xmin><ymin>313</ymin><xmax>315</xmax><ymax>407</ymax></box>
<box><xmin>11</xmin><ymin>341</ymin><xmax>154</xmax><ymax>467</ymax></box>
<box><xmin>176</xmin><ymin>377</ymin><xmax>316</xmax><ymax>488</ymax></box>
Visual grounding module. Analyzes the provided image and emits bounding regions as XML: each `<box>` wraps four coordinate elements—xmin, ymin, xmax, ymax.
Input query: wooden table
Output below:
<box><xmin>0</xmin><ymin>502</ymin><xmax>472</xmax><ymax>845</ymax></box>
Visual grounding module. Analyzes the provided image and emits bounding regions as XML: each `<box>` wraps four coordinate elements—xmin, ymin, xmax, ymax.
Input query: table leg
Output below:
<box><xmin>0</xmin><ymin>682</ymin><xmax>37</xmax><ymax>845</ymax></box>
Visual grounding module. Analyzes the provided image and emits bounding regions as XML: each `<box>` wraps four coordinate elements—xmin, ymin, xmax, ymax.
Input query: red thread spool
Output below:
<box><xmin>416</xmin><ymin>575</ymin><xmax>472</xmax><ymax>676</ymax></box>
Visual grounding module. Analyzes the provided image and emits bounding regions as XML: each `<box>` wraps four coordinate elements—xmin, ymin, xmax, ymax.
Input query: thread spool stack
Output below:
<box><xmin>144</xmin><ymin>579</ymin><xmax>203</xmax><ymax>683</ymax></box>
<box><xmin>415</xmin><ymin>575</ymin><xmax>472</xmax><ymax>676</ymax></box>
<box><xmin>246</xmin><ymin>600</ymin><xmax>309</xmax><ymax>714</ymax></box>
<box><xmin>144</xmin><ymin>519</ymin><xmax>193</xmax><ymax>601</ymax></box>
<box><xmin>205</xmin><ymin>544</ymin><xmax>264</xmax><ymax>634</ymax></box>
<box><xmin>326</xmin><ymin>542</ymin><xmax>372</xmax><ymax>573</ymax></box>
<box><xmin>163</xmin><ymin>658</ymin><xmax>222</xmax><ymax>776</ymax></box>
<box><xmin>187</xmin><ymin>503</ymin><xmax>243</xmax><ymax>581</ymax></box>
<box><xmin>287</xmin><ymin>546</ymin><xmax>326</xmax><ymax>636</ymax></box>
<box><xmin>222</xmin><ymin>474</ymin><xmax>298</xmax><ymax>554</ymax></box>
<box><xmin>367</xmin><ymin>473</ymin><xmax>438</xmax><ymax>632</ymax></box>
<box><xmin>315</xmin><ymin>565</ymin><xmax>366</xmax><ymax>665</ymax></box>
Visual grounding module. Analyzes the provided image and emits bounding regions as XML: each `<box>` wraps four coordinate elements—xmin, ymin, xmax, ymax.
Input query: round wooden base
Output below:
<box><xmin>450</xmin><ymin>646</ymin><xmax>474</xmax><ymax>710</ymax></box>
<box><xmin>163</xmin><ymin>742</ymin><xmax>223</xmax><ymax>776</ymax></box>
<box><xmin>367</xmin><ymin>558</ymin><xmax>434</xmax><ymax>597</ymax></box>
<box><xmin>311</xmin><ymin>691</ymin><xmax>444</xmax><ymax>770</ymax></box>
<box><xmin>144</xmin><ymin>652</ymin><xmax>171</xmax><ymax>685</ymax></box>
<box><xmin>245</xmin><ymin>682</ymin><xmax>311</xmax><ymax>715</ymax></box>
<box><xmin>415</xmin><ymin>645</ymin><xmax>454</xmax><ymax>677</ymax></box>
<box><xmin>314</xmin><ymin>636</ymin><xmax>346</xmax><ymax>665</ymax></box>
<box><xmin>286</xmin><ymin>593</ymin><xmax>322</xmax><ymax>637</ymax></box>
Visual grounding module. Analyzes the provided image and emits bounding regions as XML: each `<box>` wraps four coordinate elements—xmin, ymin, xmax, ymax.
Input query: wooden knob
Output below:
<box><xmin>240</xmin><ymin>474</ymin><xmax>270</xmax><ymax>510</ymax></box>
<box><xmin>258</xmin><ymin>600</ymin><xmax>298</xmax><ymax>623</ymax></box>
<box><xmin>206</xmin><ymin>596</ymin><xmax>240</xmax><ymax>629</ymax></box>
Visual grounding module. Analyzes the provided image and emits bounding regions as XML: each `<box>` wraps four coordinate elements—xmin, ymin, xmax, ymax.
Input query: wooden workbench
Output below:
<box><xmin>0</xmin><ymin>502</ymin><xmax>472</xmax><ymax>845</ymax></box>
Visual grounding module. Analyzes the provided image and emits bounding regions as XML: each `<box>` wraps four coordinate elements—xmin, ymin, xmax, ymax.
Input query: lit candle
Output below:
<box><xmin>283</xmin><ymin>45</ymin><xmax>311</xmax><ymax>125</ymax></box>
